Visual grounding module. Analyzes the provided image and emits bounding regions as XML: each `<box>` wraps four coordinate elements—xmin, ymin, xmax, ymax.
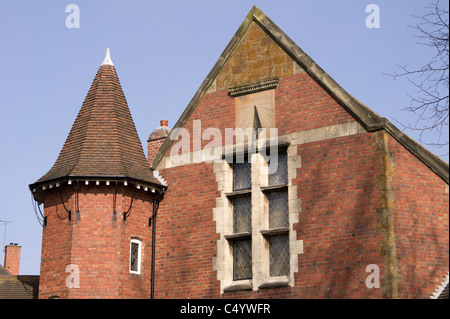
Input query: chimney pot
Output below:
<box><xmin>160</xmin><ymin>120</ymin><xmax>168</xmax><ymax>127</ymax></box>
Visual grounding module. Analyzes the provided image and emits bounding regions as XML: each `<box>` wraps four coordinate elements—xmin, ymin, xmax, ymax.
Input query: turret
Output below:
<box><xmin>29</xmin><ymin>49</ymin><xmax>166</xmax><ymax>299</ymax></box>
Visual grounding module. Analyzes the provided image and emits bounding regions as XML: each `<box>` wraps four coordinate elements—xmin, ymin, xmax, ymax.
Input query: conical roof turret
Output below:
<box><xmin>30</xmin><ymin>49</ymin><xmax>162</xmax><ymax>201</ymax></box>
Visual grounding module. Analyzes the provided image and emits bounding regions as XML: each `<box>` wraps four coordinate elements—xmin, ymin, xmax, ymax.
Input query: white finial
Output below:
<box><xmin>101</xmin><ymin>48</ymin><xmax>114</xmax><ymax>66</ymax></box>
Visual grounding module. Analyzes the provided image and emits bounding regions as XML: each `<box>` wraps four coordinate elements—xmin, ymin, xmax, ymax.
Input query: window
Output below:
<box><xmin>268</xmin><ymin>151</ymin><xmax>288</xmax><ymax>186</ymax></box>
<box><xmin>233</xmin><ymin>162</ymin><xmax>251</xmax><ymax>191</ymax></box>
<box><xmin>216</xmin><ymin>143</ymin><xmax>302</xmax><ymax>294</ymax></box>
<box><xmin>269</xmin><ymin>234</ymin><xmax>290</xmax><ymax>276</ymax></box>
<box><xmin>268</xmin><ymin>191</ymin><xmax>289</xmax><ymax>229</ymax></box>
<box><xmin>225</xmin><ymin>149</ymin><xmax>292</xmax><ymax>285</ymax></box>
<box><xmin>233</xmin><ymin>239</ymin><xmax>252</xmax><ymax>280</ymax></box>
<box><xmin>130</xmin><ymin>239</ymin><xmax>142</xmax><ymax>274</ymax></box>
<box><xmin>229</xmin><ymin>160</ymin><xmax>252</xmax><ymax>281</ymax></box>
<box><xmin>264</xmin><ymin>149</ymin><xmax>290</xmax><ymax>277</ymax></box>
<box><xmin>233</xmin><ymin>196</ymin><xmax>252</xmax><ymax>233</ymax></box>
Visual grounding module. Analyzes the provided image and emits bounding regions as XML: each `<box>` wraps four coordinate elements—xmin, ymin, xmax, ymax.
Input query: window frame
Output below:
<box><xmin>216</xmin><ymin>142</ymin><xmax>303</xmax><ymax>294</ymax></box>
<box><xmin>129</xmin><ymin>238</ymin><xmax>142</xmax><ymax>275</ymax></box>
<box><xmin>227</xmin><ymin>158</ymin><xmax>253</xmax><ymax>281</ymax></box>
<box><xmin>261</xmin><ymin>148</ymin><xmax>290</xmax><ymax>278</ymax></box>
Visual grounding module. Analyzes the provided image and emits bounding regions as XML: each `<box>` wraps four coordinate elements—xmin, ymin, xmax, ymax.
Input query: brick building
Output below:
<box><xmin>0</xmin><ymin>244</ymin><xmax>39</xmax><ymax>299</ymax></box>
<box><xmin>29</xmin><ymin>6</ymin><xmax>448</xmax><ymax>299</ymax></box>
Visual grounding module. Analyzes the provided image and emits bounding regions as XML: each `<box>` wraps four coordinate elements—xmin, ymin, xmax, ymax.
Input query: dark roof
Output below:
<box><xmin>0</xmin><ymin>265</ymin><xmax>11</xmax><ymax>276</ymax></box>
<box><xmin>30</xmin><ymin>57</ymin><xmax>162</xmax><ymax>197</ymax></box>
<box><xmin>438</xmin><ymin>283</ymin><xmax>449</xmax><ymax>299</ymax></box>
<box><xmin>0</xmin><ymin>275</ymin><xmax>40</xmax><ymax>299</ymax></box>
<box><xmin>150</xmin><ymin>6</ymin><xmax>448</xmax><ymax>184</ymax></box>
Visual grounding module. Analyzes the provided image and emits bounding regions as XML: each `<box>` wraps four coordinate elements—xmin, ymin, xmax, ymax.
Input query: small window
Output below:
<box><xmin>269</xmin><ymin>234</ymin><xmax>290</xmax><ymax>276</ymax></box>
<box><xmin>130</xmin><ymin>239</ymin><xmax>142</xmax><ymax>274</ymax></box>
<box><xmin>233</xmin><ymin>162</ymin><xmax>251</xmax><ymax>191</ymax></box>
<box><xmin>269</xmin><ymin>151</ymin><xmax>288</xmax><ymax>186</ymax></box>
<box><xmin>233</xmin><ymin>196</ymin><xmax>252</xmax><ymax>233</ymax></box>
<box><xmin>268</xmin><ymin>191</ymin><xmax>289</xmax><ymax>229</ymax></box>
<box><xmin>233</xmin><ymin>239</ymin><xmax>252</xmax><ymax>280</ymax></box>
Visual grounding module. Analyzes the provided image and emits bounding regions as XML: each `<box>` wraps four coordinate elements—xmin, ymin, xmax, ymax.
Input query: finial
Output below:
<box><xmin>101</xmin><ymin>48</ymin><xmax>114</xmax><ymax>66</ymax></box>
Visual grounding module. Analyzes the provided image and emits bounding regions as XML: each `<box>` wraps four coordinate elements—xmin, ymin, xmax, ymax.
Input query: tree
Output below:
<box><xmin>389</xmin><ymin>1</ymin><xmax>449</xmax><ymax>151</ymax></box>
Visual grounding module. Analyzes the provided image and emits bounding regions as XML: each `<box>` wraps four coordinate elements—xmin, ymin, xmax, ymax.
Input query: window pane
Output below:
<box><xmin>130</xmin><ymin>242</ymin><xmax>139</xmax><ymax>272</ymax></box>
<box><xmin>233</xmin><ymin>162</ymin><xmax>251</xmax><ymax>190</ymax></box>
<box><xmin>269</xmin><ymin>234</ymin><xmax>290</xmax><ymax>276</ymax></box>
<box><xmin>269</xmin><ymin>191</ymin><xmax>289</xmax><ymax>228</ymax></box>
<box><xmin>233</xmin><ymin>239</ymin><xmax>252</xmax><ymax>280</ymax></box>
<box><xmin>233</xmin><ymin>196</ymin><xmax>251</xmax><ymax>233</ymax></box>
<box><xmin>269</xmin><ymin>151</ymin><xmax>287</xmax><ymax>185</ymax></box>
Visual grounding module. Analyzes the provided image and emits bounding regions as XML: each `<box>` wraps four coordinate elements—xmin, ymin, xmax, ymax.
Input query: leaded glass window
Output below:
<box><xmin>269</xmin><ymin>191</ymin><xmax>289</xmax><ymax>228</ymax></box>
<box><xmin>130</xmin><ymin>239</ymin><xmax>141</xmax><ymax>274</ymax></box>
<box><xmin>269</xmin><ymin>151</ymin><xmax>288</xmax><ymax>186</ymax></box>
<box><xmin>233</xmin><ymin>196</ymin><xmax>251</xmax><ymax>233</ymax></box>
<box><xmin>233</xmin><ymin>162</ymin><xmax>251</xmax><ymax>190</ymax></box>
<box><xmin>269</xmin><ymin>234</ymin><xmax>290</xmax><ymax>276</ymax></box>
<box><xmin>233</xmin><ymin>239</ymin><xmax>252</xmax><ymax>280</ymax></box>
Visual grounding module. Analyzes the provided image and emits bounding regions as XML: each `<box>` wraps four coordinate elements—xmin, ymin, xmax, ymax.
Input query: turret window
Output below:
<box><xmin>130</xmin><ymin>239</ymin><xmax>142</xmax><ymax>275</ymax></box>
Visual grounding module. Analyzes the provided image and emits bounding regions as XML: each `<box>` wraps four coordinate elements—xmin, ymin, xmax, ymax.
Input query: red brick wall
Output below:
<box><xmin>388</xmin><ymin>135</ymin><xmax>449</xmax><ymax>298</ymax></box>
<box><xmin>39</xmin><ymin>183</ymin><xmax>156</xmax><ymax>299</ymax></box>
<box><xmin>275</xmin><ymin>74</ymin><xmax>355</xmax><ymax>135</ymax></box>
<box><xmin>155</xmin><ymin>132</ymin><xmax>386</xmax><ymax>298</ymax></box>
<box><xmin>292</xmin><ymin>134</ymin><xmax>384</xmax><ymax>298</ymax></box>
<box><xmin>148</xmin><ymin>138</ymin><xmax>167</xmax><ymax>166</ymax></box>
<box><xmin>155</xmin><ymin>163</ymin><xmax>221</xmax><ymax>298</ymax></box>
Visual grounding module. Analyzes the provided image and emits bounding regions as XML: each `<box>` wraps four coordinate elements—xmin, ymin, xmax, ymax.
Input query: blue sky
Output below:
<box><xmin>0</xmin><ymin>1</ymin><xmax>448</xmax><ymax>275</ymax></box>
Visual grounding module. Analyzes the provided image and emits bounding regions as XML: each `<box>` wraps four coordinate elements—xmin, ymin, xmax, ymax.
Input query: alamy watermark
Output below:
<box><xmin>365</xmin><ymin>264</ymin><xmax>380</xmax><ymax>289</ymax></box>
<box><xmin>169</xmin><ymin>120</ymin><xmax>280</xmax><ymax>173</ymax></box>
<box><xmin>66</xmin><ymin>264</ymin><xmax>80</xmax><ymax>288</ymax></box>
<box><xmin>365</xmin><ymin>4</ymin><xmax>380</xmax><ymax>29</ymax></box>
<box><xmin>65</xmin><ymin>4</ymin><xmax>80</xmax><ymax>29</ymax></box>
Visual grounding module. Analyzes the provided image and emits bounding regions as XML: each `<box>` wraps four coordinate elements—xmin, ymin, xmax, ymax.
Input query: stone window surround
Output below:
<box><xmin>213</xmin><ymin>142</ymin><xmax>303</xmax><ymax>294</ymax></box>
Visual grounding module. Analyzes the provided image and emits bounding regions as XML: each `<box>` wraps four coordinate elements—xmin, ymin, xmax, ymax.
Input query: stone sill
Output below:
<box><xmin>260</xmin><ymin>184</ymin><xmax>288</xmax><ymax>193</ymax></box>
<box><xmin>224</xmin><ymin>232</ymin><xmax>252</xmax><ymax>240</ymax></box>
<box><xmin>223</xmin><ymin>280</ymin><xmax>253</xmax><ymax>293</ymax></box>
<box><xmin>258</xmin><ymin>276</ymin><xmax>290</xmax><ymax>289</ymax></box>
<box><xmin>224</xmin><ymin>189</ymin><xmax>252</xmax><ymax>198</ymax></box>
<box><xmin>222</xmin><ymin>276</ymin><xmax>290</xmax><ymax>293</ymax></box>
<box><xmin>260</xmin><ymin>227</ymin><xmax>289</xmax><ymax>236</ymax></box>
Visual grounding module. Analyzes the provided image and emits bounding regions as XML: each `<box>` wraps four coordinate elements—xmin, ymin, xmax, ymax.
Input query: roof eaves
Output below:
<box><xmin>29</xmin><ymin>175</ymin><xmax>166</xmax><ymax>204</ymax></box>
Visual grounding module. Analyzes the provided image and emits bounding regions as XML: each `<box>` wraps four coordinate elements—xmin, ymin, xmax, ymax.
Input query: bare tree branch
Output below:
<box><xmin>386</xmin><ymin>1</ymin><xmax>449</xmax><ymax>152</ymax></box>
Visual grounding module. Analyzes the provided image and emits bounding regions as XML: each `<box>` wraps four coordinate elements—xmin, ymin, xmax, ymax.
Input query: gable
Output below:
<box><xmin>151</xmin><ymin>6</ymin><xmax>448</xmax><ymax>184</ymax></box>
<box><xmin>215</xmin><ymin>21</ymin><xmax>296</xmax><ymax>91</ymax></box>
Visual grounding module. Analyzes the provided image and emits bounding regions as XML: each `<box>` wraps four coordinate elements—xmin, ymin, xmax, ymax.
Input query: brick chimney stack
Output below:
<box><xmin>147</xmin><ymin>120</ymin><xmax>171</xmax><ymax>167</ymax></box>
<box><xmin>4</xmin><ymin>243</ymin><xmax>21</xmax><ymax>275</ymax></box>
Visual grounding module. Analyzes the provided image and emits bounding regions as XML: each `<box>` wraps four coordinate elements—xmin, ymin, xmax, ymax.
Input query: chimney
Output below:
<box><xmin>147</xmin><ymin>120</ymin><xmax>171</xmax><ymax>167</ymax></box>
<box><xmin>4</xmin><ymin>243</ymin><xmax>21</xmax><ymax>275</ymax></box>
